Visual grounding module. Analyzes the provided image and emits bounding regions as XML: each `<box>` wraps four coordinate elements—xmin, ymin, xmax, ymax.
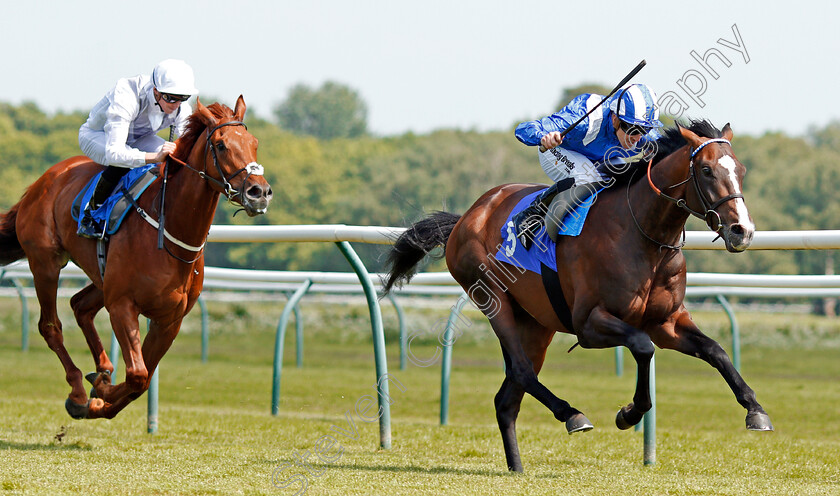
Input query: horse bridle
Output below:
<box><xmin>646</xmin><ymin>138</ymin><xmax>743</xmax><ymax>233</ymax></box>
<box><xmin>152</xmin><ymin>120</ymin><xmax>265</xmax><ymax>263</ymax></box>
<box><xmin>168</xmin><ymin>120</ymin><xmax>265</xmax><ymax>207</ymax></box>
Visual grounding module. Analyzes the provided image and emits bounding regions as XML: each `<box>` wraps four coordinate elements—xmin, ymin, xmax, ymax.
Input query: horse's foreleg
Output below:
<box><xmin>88</xmin><ymin>317</ymin><xmax>183</xmax><ymax>419</ymax></box>
<box><xmin>579</xmin><ymin>306</ymin><xmax>655</xmax><ymax>429</ymax></box>
<box><xmin>651</xmin><ymin>311</ymin><xmax>773</xmax><ymax>431</ymax></box>
<box><xmin>70</xmin><ymin>284</ymin><xmax>112</xmax><ymax>377</ymax></box>
<box><xmin>85</xmin><ymin>391</ymin><xmax>144</xmax><ymax>419</ymax></box>
<box><xmin>91</xmin><ymin>302</ymin><xmax>146</xmax><ymax>404</ymax></box>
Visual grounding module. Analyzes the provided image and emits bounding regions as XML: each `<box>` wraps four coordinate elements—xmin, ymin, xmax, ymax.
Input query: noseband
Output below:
<box><xmin>646</xmin><ymin>138</ymin><xmax>743</xmax><ymax>233</ymax></box>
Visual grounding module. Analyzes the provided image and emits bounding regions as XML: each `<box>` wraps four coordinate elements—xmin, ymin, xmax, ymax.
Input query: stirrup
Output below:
<box><xmin>77</xmin><ymin>213</ymin><xmax>104</xmax><ymax>239</ymax></box>
<box><xmin>516</xmin><ymin>217</ymin><xmax>544</xmax><ymax>250</ymax></box>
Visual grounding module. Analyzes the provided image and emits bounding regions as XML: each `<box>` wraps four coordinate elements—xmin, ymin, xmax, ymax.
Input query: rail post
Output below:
<box><xmin>272</xmin><ymin>280</ymin><xmax>312</xmax><ymax>415</ymax></box>
<box><xmin>335</xmin><ymin>241</ymin><xmax>392</xmax><ymax>450</ymax></box>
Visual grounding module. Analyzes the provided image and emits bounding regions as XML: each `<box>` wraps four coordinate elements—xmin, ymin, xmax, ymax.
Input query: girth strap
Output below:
<box><xmin>540</xmin><ymin>263</ymin><xmax>575</xmax><ymax>332</ymax></box>
<box><xmin>120</xmin><ymin>188</ymin><xmax>206</xmax><ymax>252</ymax></box>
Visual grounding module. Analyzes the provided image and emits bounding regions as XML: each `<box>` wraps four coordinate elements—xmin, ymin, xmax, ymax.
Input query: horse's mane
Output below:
<box><xmin>651</xmin><ymin>118</ymin><xmax>722</xmax><ymax>164</ymax></box>
<box><xmin>616</xmin><ymin>118</ymin><xmax>722</xmax><ymax>185</ymax></box>
<box><xmin>171</xmin><ymin>102</ymin><xmax>236</xmax><ymax>165</ymax></box>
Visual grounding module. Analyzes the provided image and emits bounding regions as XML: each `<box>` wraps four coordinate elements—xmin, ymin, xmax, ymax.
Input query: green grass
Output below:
<box><xmin>0</xmin><ymin>295</ymin><xmax>839</xmax><ymax>495</ymax></box>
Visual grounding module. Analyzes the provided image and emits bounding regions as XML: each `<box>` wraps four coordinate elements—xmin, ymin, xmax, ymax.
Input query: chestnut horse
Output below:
<box><xmin>382</xmin><ymin>120</ymin><xmax>772</xmax><ymax>472</ymax></box>
<box><xmin>0</xmin><ymin>96</ymin><xmax>272</xmax><ymax>420</ymax></box>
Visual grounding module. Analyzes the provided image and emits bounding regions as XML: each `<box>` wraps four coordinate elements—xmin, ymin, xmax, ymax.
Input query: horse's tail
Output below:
<box><xmin>381</xmin><ymin>211</ymin><xmax>461</xmax><ymax>295</ymax></box>
<box><xmin>0</xmin><ymin>203</ymin><xmax>25</xmax><ymax>265</ymax></box>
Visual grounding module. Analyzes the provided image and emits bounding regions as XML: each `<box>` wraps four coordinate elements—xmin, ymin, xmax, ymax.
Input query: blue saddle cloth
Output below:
<box><xmin>494</xmin><ymin>187</ymin><xmax>598</xmax><ymax>275</ymax></box>
<box><xmin>73</xmin><ymin>165</ymin><xmax>156</xmax><ymax>235</ymax></box>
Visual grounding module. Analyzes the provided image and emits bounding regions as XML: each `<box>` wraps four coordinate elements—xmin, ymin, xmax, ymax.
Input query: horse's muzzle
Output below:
<box><xmin>241</xmin><ymin>181</ymin><xmax>273</xmax><ymax>216</ymax></box>
<box><xmin>723</xmin><ymin>222</ymin><xmax>754</xmax><ymax>253</ymax></box>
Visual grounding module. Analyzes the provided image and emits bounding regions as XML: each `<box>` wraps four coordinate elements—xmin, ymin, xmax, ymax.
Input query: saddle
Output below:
<box><xmin>71</xmin><ymin>165</ymin><xmax>159</xmax><ymax>238</ymax></box>
<box><xmin>71</xmin><ymin>165</ymin><xmax>159</xmax><ymax>279</ymax></box>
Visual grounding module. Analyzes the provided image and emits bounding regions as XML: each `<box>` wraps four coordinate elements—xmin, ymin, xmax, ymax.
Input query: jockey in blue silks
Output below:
<box><xmin>512</xmin><ymin>83</ymin><xmax>664</xmax><ymax>249</ymax></box>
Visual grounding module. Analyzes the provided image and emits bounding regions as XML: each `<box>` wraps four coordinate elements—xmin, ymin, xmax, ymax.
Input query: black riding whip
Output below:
<box><xmin>561</xmin><ymin>59</ymin><xmax>647</xmax><ymax>139</ymax></box>
<box><xmin>157</xmin><ymin>125</ymin><xmax>174</xmax><ymax>249</ymax></box>
<box><xmin>540</xmin><ymin>59</ymin><xmax>647</xmax><ymax>152</ymax></box>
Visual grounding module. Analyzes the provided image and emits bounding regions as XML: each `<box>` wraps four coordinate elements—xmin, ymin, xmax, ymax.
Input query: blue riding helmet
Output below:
<box><xmin>609</xmin><ymin>83</ymin><xmax>664</xmax><ymax>128</ymax></box>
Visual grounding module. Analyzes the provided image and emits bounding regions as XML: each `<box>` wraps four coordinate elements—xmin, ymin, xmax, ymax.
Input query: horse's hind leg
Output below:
<box><xmin>487</xmin><ymin>292</ymin><xmax>585</xmax><ymax>425</ymax></box>
<box><xmin>70</xmin><ymin>284</ymin><xmax>113</xmax><ymax>379</ymax></box>
<box><xmin>651</xmin><ymin>310</ymin><xmax>772</xmax><ymax>431</ymax></box>
<box><xmin>494</xmin><ymin>306</ymin><xmax>592</xmax><ymax>472</ymax></box>
<box><xmin>29</xmin><ymin>267</ymin><xmax>89</xmax><ymax>418</ymax></box>
<box><xmin>494</xmin><ymin>374</ymin><xmax>526</xmax><ymax>472</ymax></box>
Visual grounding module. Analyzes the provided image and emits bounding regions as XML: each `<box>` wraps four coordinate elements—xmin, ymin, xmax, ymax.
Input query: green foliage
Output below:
<box><xmin>1</xmin><ymin>98</ymin><xmax>840</xmax><ymax>278</ymax></box>
<box><xmin>554</xmin><ymin>83</ymin><xmax>612</xmax><ymax>111</ymax></box>
<box><xmin>273</xmin><ymin>81</ymin><xmax>368</xmax><ymax>139</ymax></box>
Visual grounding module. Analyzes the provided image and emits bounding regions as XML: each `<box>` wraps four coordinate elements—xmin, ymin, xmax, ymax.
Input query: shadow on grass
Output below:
<box><xmin>318</xmin><ymin>461</ymin><xmax>506</xmax><ymax>477</ymax></box>
<box><xmin>307</xmin><ymin>459</ymin><xmax>587</xmax><ymax>478</ymax></box>
<box><xmin>0</xmin><ymin>440</ymin><xmax>93</xmax><ymax>451</ymax></box>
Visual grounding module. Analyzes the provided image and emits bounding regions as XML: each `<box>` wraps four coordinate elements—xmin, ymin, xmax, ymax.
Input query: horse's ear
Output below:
<box><xmin>721</xmin><ymin>123</ymin><xmax>734</xmax><ymax>141</ymax></box>
<box><xmin>234</xmin><ymin>95</ymin><xmax>246</xmax><ymax>121</ymax></box>
<box><xmin>195</xmin><ymin>98</ymin><xmax>219</xmax><ymax>128</ymax></box>
<box><xmin>678</xmin><ymin>124</ymin><xmax>702</xmax><ymax>147</ymax></box>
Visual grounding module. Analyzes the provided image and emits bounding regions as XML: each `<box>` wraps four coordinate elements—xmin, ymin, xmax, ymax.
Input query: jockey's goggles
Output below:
<box><xmin>160</xmin><ymin>92</ymin><xmax>191</xmax><ymax>103</ymax></box>
<box><xmin>618</xmin><ymin>120</ymin><xmax>652</xmax><ymax>137</ymax></box>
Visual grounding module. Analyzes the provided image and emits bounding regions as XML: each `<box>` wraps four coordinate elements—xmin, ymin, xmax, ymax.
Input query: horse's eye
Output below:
<box><xmin>215</xmin><ymin>142</ymin><xmax>226</xmax><ymax>152</ymax></box>
<box><xmin>701</xmin><ymin>166</ymin><xmax>713</xmax><ymax>177</ymax></box>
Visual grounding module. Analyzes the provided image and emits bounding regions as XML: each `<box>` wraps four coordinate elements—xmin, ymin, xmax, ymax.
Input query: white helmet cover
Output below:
<box><xmin>608</xmin><ymin>83</ymin><xmax>663</xmax><ymax>128</ymax></box>
<box><xmin>152</xmin><ymin>59</ymin><xmax>199</xmax><ymax>96</ymax></box>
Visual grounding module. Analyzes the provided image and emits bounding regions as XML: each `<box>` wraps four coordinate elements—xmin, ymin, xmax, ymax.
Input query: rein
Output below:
<box><xmin>627</xmin><ymin>168</ymin><xmax>686</xmax><ymax>251</ymax></box>
<box><xmin>144</xmin><ymin>119</ymin><xmax>265</xmax><ymax>264</ymax></box>
<box><xmin>646</xmin><ymin>137</ymin><xmax>742</xmax><ymax>231</ymax></box>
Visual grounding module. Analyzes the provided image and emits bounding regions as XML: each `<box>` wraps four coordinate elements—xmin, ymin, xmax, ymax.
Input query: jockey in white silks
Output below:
<box><xmin>77</xmin><ymin>59</ymin><xmax>199</xmax><ymax>239</ymax></box>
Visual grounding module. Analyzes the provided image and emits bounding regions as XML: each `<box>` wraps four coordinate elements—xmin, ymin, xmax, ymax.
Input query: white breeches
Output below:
<box><xmin>78</xmin><ymin>129</ymin><xmax>165</xmax><ymax>167</ymax></box>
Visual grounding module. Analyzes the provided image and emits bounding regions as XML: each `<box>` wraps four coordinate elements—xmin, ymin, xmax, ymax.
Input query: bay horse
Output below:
<box><xmin>0</xmin><ymin>96</ymin><xmax>272</xmax><ymax>420</ymax></box>
<box><xmin>382</xmin><ymin>120</ymin><xmax>773</xmax><ymax>472</ymax></box>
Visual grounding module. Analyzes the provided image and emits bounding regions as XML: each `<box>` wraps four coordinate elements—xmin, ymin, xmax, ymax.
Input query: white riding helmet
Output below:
<box><xmin>608</xmin><ymin>83</ymin><xmax>663</xmax><ymax>128</ymax></box>
<box><xmin>152</xmin><ymin>59</ymin><xmax>199</xmax><ymax>96</ymax></box>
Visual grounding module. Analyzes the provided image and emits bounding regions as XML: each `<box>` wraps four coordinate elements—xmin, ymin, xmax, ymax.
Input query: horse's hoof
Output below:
<box><xmin>615</xmin><ymin>404</ymin><xmax>636</xmax><ymax>430</ymax></box>
<box><xmin>746</xmin><ymin>412</ymin><xmax>774</xmax><ymax>431</ymax></box>
<box><xmin>64</xmin><ymin>398</ymin><xmax>91</xmax><ymax>420</ymax></box>
<box><xmin>566</xmin><ymin>413</ymin><xmax>594</xmax><ymax>434</ymax></box>
<box><xmin>86</xmin><ymin>370</ymin><xmax>110</xmax><ymax>386</ymax></box>
<box><xmin>89</xmin><ymin>387</ymin><xmax>99</xmax><ymax>399</ymax></box>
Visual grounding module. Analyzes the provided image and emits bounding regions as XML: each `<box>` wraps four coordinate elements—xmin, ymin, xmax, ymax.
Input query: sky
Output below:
<box><xmin>2</xmin><ymin>1</ymin><xmax>838</xmax><ymax>138</ymax></box>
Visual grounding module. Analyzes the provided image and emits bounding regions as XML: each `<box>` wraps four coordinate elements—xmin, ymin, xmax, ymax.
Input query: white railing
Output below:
<box><xmin>4</xmin><ymin>225</ymin><xmax>840</xmax><ymax>464</ymax></box>
<box><xmin>204</xmin><ymin>225</ymin><xmax>840</xmax><ymax>250</ymax></box>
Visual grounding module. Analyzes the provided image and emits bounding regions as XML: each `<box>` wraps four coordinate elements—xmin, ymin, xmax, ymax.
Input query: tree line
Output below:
<box><xmin>0</xmin><ymin>83</ymin><xmax>838</xmax><ymax>280</ymax></box>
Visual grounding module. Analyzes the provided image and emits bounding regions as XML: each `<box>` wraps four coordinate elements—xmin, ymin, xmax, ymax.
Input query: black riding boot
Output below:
<box><xmin>512</xmin><ymin>178</ymin><xmax>575</xmax><ymax>250</ymax></box>
<box><xmin>76</xmin><ymin>167</ymin><xmax>127</xmax><ymax>239</ymax></box>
